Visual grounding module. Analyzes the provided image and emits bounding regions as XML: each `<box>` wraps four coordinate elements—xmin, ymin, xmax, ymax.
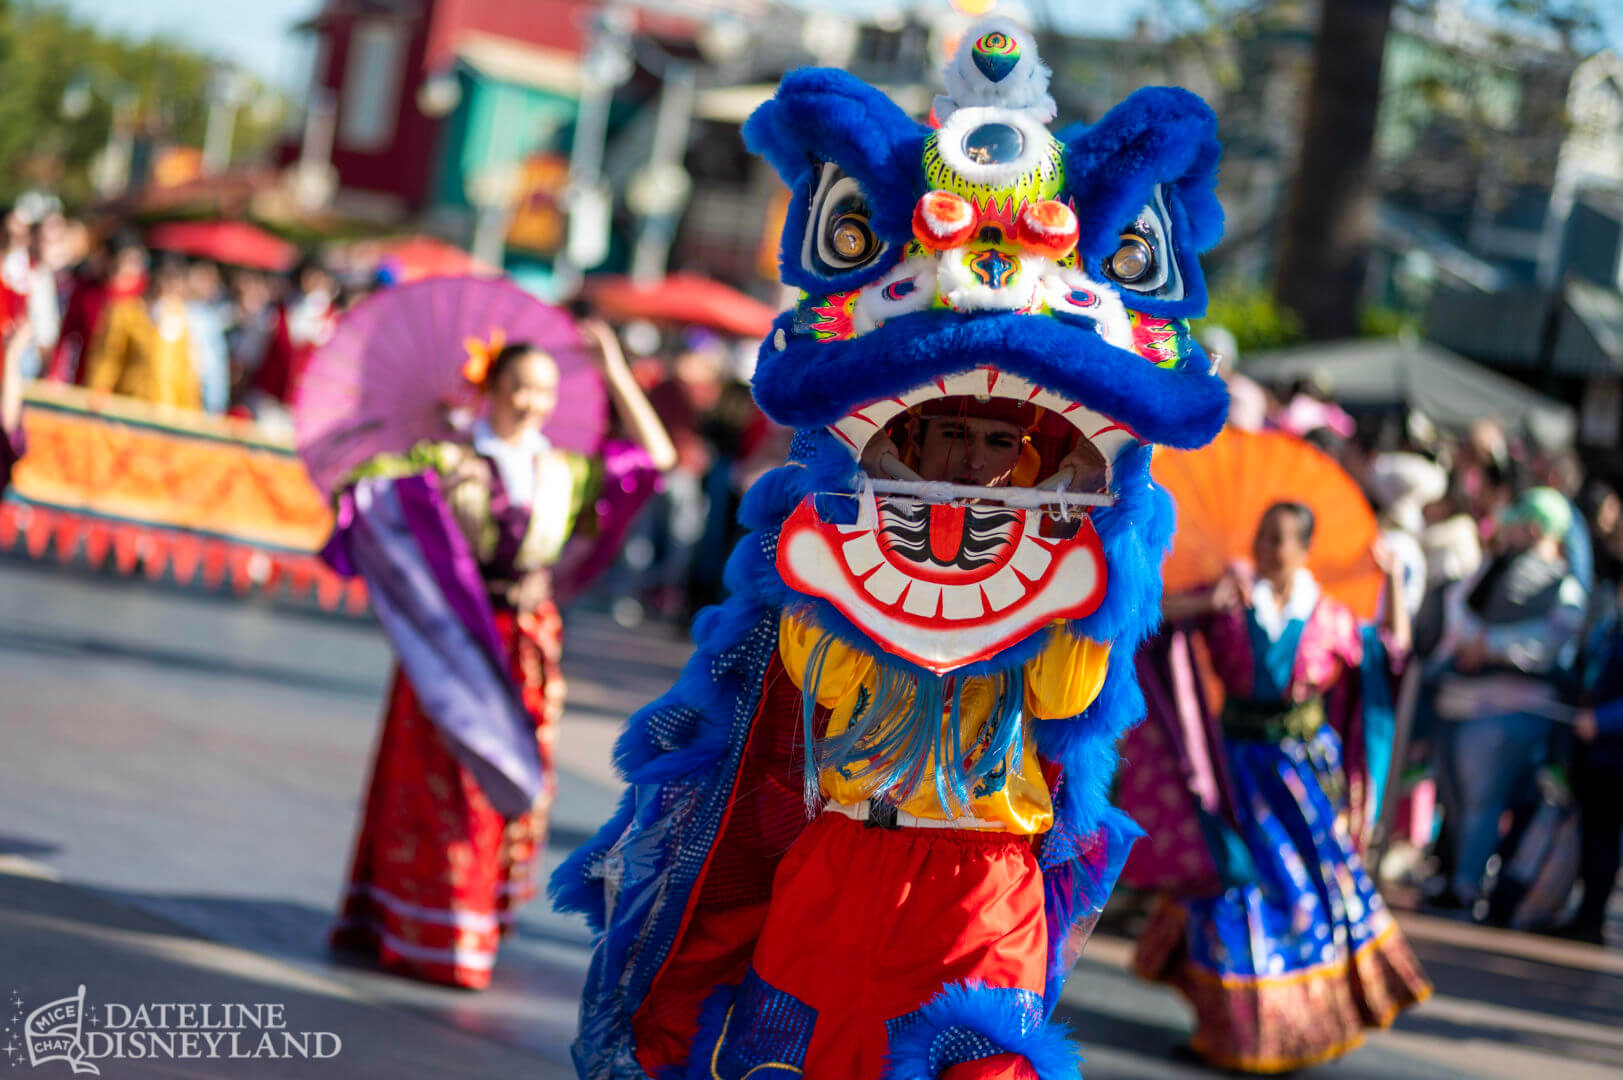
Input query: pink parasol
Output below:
<box><xmin>294</xmin><ymin>275</ymin><xmax>607</xmax><ymax>498</ymax></box>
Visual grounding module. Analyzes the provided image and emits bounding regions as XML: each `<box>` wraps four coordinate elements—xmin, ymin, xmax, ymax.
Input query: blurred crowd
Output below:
<box><xmin>0</xmin><ymin>198</ymin><xmax>788</xmax><ymax>629</ymax></box>
<box><xmin>0</xmin><ymin>199</ymin><xmax>384</xmax><ymax>438</ymax></box>
<box><xmin>606</xmin><ymin>324</ymin><xmax>787</xmax><ymax>625</ymax></box>
<box><xmin>1227</xmin><ymin>363</ymin><xmax>1623</xmax><ymax>946</ymax></box>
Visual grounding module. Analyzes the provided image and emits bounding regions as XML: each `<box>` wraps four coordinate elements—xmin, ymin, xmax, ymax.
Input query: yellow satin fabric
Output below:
<box><xmin>778</xmin><ymin>613</ymin><xmax>1111</xmax><ymax>835</ymax></box>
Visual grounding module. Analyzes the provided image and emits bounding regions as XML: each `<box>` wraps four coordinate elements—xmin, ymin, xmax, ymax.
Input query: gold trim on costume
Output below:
<box><xmin>709</xmin><ymin>1005</ymin><xmax>803</xmax><ymax>1079</ymax></box>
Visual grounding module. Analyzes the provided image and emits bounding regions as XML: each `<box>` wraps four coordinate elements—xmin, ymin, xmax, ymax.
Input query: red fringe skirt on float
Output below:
<box><xmin>330</xmin><ymin>606</ymin><xmax>563</xmax><ymax>989</ymax></box>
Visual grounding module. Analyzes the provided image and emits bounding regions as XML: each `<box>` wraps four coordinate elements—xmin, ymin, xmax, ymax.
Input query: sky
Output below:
<box><xmin>49</xmin><ymin>0</ymin><xmax>319</xmax><ymax>88</ymax></box>
<box><xmin>44</xmin><ymin>0</ymin><xmax>1623</xmax><ymax>92</ymax></box>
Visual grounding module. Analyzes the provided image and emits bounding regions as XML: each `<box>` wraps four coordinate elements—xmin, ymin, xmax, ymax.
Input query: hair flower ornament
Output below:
<box><xmin>460</xmin><ymin>328</ymin><xmax>507</xmax><ymax>387</ymax></box>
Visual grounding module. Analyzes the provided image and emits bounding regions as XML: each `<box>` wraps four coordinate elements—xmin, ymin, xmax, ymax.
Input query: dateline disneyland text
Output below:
<box><xmin>6</xmin><ymin>986</ymin><xmax>342</xmax><ymax>1073</ymax></box>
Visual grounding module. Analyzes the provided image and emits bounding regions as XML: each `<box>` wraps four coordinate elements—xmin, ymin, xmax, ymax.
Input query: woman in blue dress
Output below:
<box><xmin>1128</xmin><ymin>502</ymin><xmax>1432</xmax><ymax>1072</ymax></box>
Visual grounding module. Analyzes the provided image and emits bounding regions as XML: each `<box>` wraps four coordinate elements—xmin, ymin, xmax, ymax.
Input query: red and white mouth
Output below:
<box><xmin>775</xmin><ymin>365</ymin><xmax>1140</xmax><ymax>673</ymax></box>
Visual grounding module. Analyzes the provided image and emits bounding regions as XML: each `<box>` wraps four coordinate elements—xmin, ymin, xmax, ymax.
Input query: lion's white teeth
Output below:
<box><xmin>941</xmin><ymin>370</ymin><xmax>992</xmax><ymax>399</ymax></box>
<box><xmin>863</xmin><ymin>563</ymin><xmax>909</xmax><ymax>604</ymax></box>
<box><xmin>941</xmin><ymin>583</ymin><xmax>987</xmax><ymax>620</ymax></box>
<box><xmin>1090</xmin><ymin>427</ymin><xmax>1137</xmax><ymax>463</ymax></box>
<box><xmin>830</xmin><ymin>415</ymin><xmax>874</xmax><ymax>452</ymax></box>
<box><xmin>840</xmin><ymin>533</ymin><xmax>884</xmax><ymax>576</ymax></box>
<box><xmin>982</xmin><ymin>565</ymin><xmax>1025</xmax><ymax>611</ymax></box>
<box><xmin>828</xmin><ymin>367</ymin><xmax>1142</xmax><ymax>468</ymax></box>
<box><xmin>988</xmin><ymin>369</ymin><xmax>1037</xmax><ymax>402</ymax></box>
<box><xmin>901</xmin><ymin>580</ymin><xmax>942</xmax><ymax>618</ymax></box>
<box><xmin>1010</xmin><ymin>537</ymin><xmax>1052</xmax><ymax>581</ymax></box>
<box><xmin>1029</xmin><ymin>388</ymin><xmax>1076</xmax><ymax>417</ymax></box>
<box><xmin>853</xmin><ymin>398</ymin><xmax>904</xmax><ymax>430</ymax></box>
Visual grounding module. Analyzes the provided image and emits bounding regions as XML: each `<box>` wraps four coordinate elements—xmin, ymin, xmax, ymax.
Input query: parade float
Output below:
<box><xmin>0</xmin><ymin>380</ymin><xmax>364</xmax><ymax>611</ymax></box>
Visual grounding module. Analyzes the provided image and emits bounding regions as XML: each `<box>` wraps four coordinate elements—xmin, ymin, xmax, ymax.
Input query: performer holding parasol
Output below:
<box><xmin>297</xmin><ymin>276</ymin><xmax>674</xmax><ymax>988</ymax></box>
<box><xmin>1120</xmin><ymin>429</ymin><xmax>1431</xmax><ymax>1072</ymax></box>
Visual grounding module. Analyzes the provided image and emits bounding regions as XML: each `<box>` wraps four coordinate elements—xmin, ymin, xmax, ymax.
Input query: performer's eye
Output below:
<box><xmin>1106</xmin><ymin>234</ymin><xmax>1154</xmax><ymax>285</ymax></box>
<box><xmin>804</xmin><ymin>162</ymin><xmax>887</xmax><ymax>277</ymax></box>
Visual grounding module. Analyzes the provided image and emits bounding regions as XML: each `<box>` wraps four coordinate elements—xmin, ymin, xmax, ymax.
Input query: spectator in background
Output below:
<box><xmin>1275</xmin><ymin>370</ymin><xmax>1356</xmax><ymax>442</ymax></box>
<box><xmin>83</xmin><ymin>256</ymin><xmax>199</xmax><ymax>410</ymax></box>
<box><xmin>639</xmin><ymin>335</ymin><xmax>723</xmax><ymax>619</ymax></box>
<box><xmin>1421</xmin><ymin>482</ymin><xmax>1485</xmax><ymax>593</ymax></box>
<box><xmin>688</xmin><ymin>351</ymin><xmax>774</xmax><ymax>616</ymax></box>
<box><xmin>183</xmin><ymin>261</ymin><xmax>230</xmax><ymax>415</ymax></box>
<box><xmin>21</xmin><ymin>221</ymin><xmax>59</xmax><ymax>375</ymax></box>
<box><xmin>1559</xmin><ymin>583</ymin><xmax>1623</xmax><ymax>945</ymax></box>
<box><xmin>1369</xmin><ymin>452</ymin><xmax>1448</xmax><ymax>620</ymax></box>
<box><xmin>249</xmin><ymin>256</ymin><xmax>336</xmax><ymax>409</ymax></box>
<box><xmin>1458</xmin><ymin>420</ymin><xmax>1516</xmax><ymax>540</ymax></box>
<box><xmin>1429</xmin><ymin>487</ymin><xmax>1587</xmax><ymax>910</ymax></box>
<box><xmin>1</xmin><ymin>320</ymin><xmax>28</xmax><ymax>493</ymax></box>
<box><xmin>49</xmin><ymin>233</ymin><xmax>112</xmax><ymax>384</ymax></box>
<box><xmin>1</xmin><ymin>209</ymin><xmax>31</xmax><ymax>302</ymax></box>
<box><xmin>225</xmin><ymin>269</ymin><xmax>276</xmax><ymax>404</ymax></box>
<box><xmin>81</xmin><ymin>237</ymin><xmax>151</xmax><ymax>389</ymax></box>
<box><xmin>1582</xmin><ymin>481</ymin><xmax>1622</xmax><ymax>598</ymax></box>
<box><xmin>2</xmin><ymin>215</ymin><xmax>59</xmax><ymax>379</ymax></box>
<box><xmin>1523</xmin><ymin>449</ymin><xmax>1593</xmax><ymax>598</ymax></box>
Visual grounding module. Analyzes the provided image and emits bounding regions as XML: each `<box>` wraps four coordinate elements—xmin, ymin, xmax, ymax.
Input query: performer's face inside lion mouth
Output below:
<box><xmin>856</xmin><ymin>394</ymin><xmax>1111</xmax><ymax>504</ymax></box>
<box><xmin>917</xmin><ymin>414</ymin><xmax>1024</xmax><ymax>487</ymax></box>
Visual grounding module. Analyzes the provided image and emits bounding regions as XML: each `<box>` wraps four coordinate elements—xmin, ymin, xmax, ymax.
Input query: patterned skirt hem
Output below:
<box><xmin>1135</xmin><ymin>899</ymin><xmax>1432</xmax><ymax>1074</ymax></box>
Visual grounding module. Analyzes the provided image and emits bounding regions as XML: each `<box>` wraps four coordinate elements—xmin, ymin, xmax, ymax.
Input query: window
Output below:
<box><xmin>339</xmin><ymin>21</ymin><xmax>407</xmax><ymax>152</ymax></box>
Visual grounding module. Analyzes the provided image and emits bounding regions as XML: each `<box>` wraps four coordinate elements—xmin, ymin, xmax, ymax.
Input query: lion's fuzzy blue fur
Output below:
<box><xmin>554</xmin><ymin>44</ymin><xmax>1225</xmax><ymax>1079</ymax></box>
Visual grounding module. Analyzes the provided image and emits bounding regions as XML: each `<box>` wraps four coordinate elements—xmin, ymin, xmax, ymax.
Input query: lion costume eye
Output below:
<box><xmin>1101</xmin><ymin>185</ymin><xmax>1184</xmax><ymax>300</ymax></box>
<box><xmin>1107</xmin><ymin>234</ymin><xmax>1154</xmax><ymax>284</ymax></box>
<box><xmin>829</xmin><ymin>213</ymin><xmax>877</xmax><ymax>263</ymax></box>
<box><xmin>804</xmin><ymin>163</ymin><xmax>887</xmax><ymax>277</ymax></box>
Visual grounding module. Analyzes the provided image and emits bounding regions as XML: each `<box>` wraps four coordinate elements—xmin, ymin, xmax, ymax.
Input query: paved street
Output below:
<box><xmin>2</xmin><ymin>556</ymin><xmax>1622</xmax><ymax>1078</ymax></box>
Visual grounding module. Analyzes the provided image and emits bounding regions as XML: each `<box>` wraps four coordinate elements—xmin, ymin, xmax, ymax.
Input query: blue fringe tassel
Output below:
<box><xmin>797</xmin><ymin>634</ymin><xmax>1030</xmax><ymax>817</ymax></box>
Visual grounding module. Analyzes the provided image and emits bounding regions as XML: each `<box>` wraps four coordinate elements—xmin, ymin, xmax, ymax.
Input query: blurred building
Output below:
<box><xmin>1400</xmin><ymin>5</ymin><xmax>1623</xmax><ymax>457</ymax></box>
<box><xmin>1377</xmin><ymin>4</ymin><xmax>1623</xmax><ymax>290</ymax></box>
<box><xmin>270</xmin><ymin>0</ymin><xmax>1623</xmax><ymax>425</ymax></box>
<box><xmin>282</xmin><ymin>0</ymin><xmax>749</xmax><ymax>287</ymax></box>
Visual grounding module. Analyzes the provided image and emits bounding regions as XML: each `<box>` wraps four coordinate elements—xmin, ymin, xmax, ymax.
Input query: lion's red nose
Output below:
<box><xmin>912</xmin><ymin>190</ymin><xmax>977</xmax><ymax>250</ymax></box>
<box><xmin>1015</xmin><ymin>200</ymin><xmax>1079</xmax><ymax>260</ymax></box>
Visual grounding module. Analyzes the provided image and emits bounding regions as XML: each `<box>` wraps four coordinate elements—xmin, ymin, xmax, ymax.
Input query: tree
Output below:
<box><xmin>1273</xmin><ymin>0</ymin><xmax>1397</xmax><ymax>341</ymax></box>
<box><xmin>0</xmin><ymin>1</ymin><xmax>282</xmax><ymax>206</ymax></box>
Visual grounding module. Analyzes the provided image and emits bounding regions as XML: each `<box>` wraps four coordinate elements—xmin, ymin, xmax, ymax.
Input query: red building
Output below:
<box><xmin>289</xmin><ymin>0</ymin><xmax>714</xmax><ymax>223</ymax></box>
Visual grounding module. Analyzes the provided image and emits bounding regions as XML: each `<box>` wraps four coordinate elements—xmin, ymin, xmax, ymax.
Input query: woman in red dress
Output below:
<box><xmin>326</xmin><ymin>319</ymin><xmax>673</xmax><ymax>988</ymax></box>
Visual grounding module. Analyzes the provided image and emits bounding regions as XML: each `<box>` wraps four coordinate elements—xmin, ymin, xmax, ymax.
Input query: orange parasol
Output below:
<box><xmin>1152</xmin><ymin>427</ymin><xmax>1383</xmax><ymax>619</ymax></box>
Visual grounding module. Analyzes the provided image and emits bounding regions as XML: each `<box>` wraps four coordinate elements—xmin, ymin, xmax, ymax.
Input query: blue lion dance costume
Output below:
<box><xmin>554</xmin><ymin>19</ymin><xmax>1228</xmax><ymax>1079</ymax></box>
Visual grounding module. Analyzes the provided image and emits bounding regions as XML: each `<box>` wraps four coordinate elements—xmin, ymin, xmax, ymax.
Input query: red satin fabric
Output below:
<box><xmin>330</xmin><ymin>606</ymin><xmax>561</xmax><ymax>988</ymax></box>
<box><xmin>751</xmin><ymin>813</ymin><xmax>1048</xmax><ymax>1079</ymax></box>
